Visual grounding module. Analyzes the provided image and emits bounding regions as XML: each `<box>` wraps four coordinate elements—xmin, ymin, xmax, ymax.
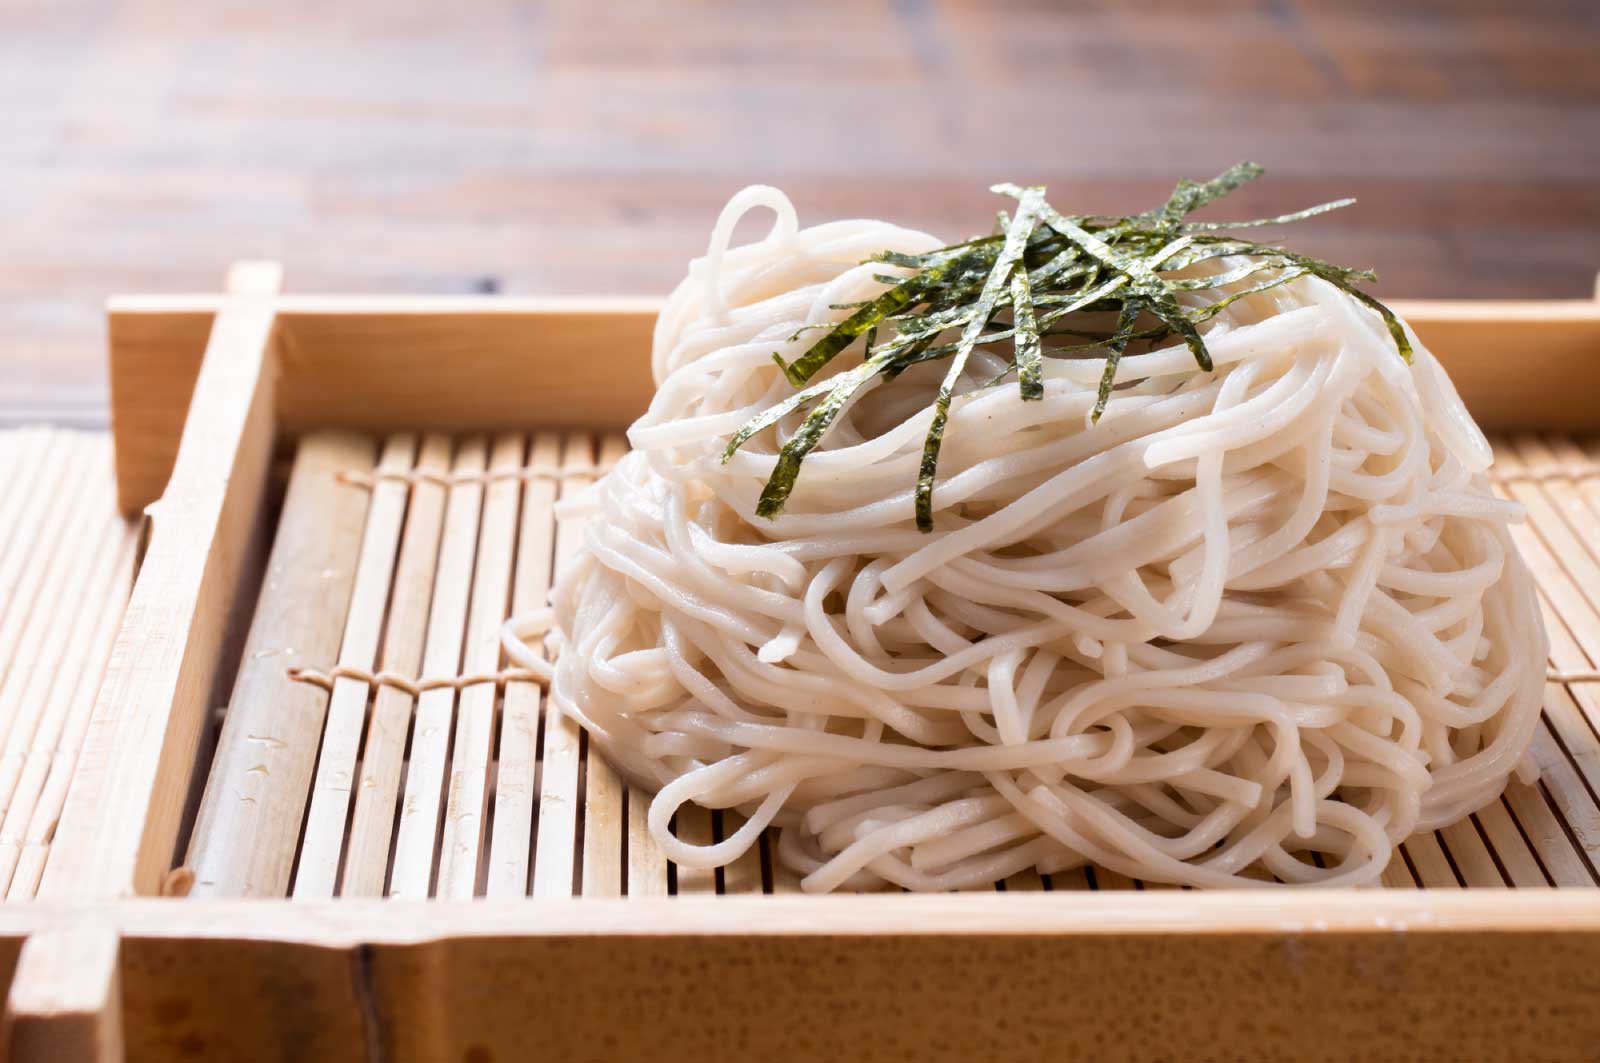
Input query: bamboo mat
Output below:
<box><xmin>0</xmin><ymin>428</ymin><xmax>139</xmax><ymax>901</ymax></box>
<box><xmin>177</xmin><ymin>429</ymin><xmax>1600</xmax><ymax>898</ymax></box>
<box><xmin>3</xmin><ymin>427</ymin><xmax>1597</xmax><ymax>899</ymax></box>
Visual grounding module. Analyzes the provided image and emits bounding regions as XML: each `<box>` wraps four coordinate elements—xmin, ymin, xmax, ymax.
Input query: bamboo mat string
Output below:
<box><xmin>336</xmin><ymin>462</ymin><xmax>616</xmax><ymax>490</ymax></box>
<box><xmin>1548</xmin><ymin>669</ymin><xmax>1600</xmax><ymax>683</ymax></box>
<box><xmin>287</xmin><ymin>662</ymin><xmax>551</xmax><ymax>697</ymax></box>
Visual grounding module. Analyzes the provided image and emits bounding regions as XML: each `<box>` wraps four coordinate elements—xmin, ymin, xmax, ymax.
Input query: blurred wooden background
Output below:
<box><xmin>2</xmin><ymin>0</ymin><xmax>1597</xmax><ymax>427</ymax></box>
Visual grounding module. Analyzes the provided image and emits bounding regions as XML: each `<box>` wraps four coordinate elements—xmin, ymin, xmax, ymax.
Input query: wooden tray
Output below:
<box><xmin>3</xmin><ymin>262</ymin><xmax>1600</xmax><ymax>1062</ymax></box>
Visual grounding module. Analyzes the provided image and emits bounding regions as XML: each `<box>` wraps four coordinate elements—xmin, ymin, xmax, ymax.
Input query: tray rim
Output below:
<box><xmin>74</xmin><ymin>260</ymin><xmax>1600</xmax><ymax>907</ymax></box>
<box><xmin>8</xmin><ymin>261</ymin><xmax>1600</xmax><ymax>1062</ymax></box>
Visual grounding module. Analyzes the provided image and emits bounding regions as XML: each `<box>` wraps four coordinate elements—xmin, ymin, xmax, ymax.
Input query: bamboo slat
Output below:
<box><xmin>717</xmin><ymin>811</ymin><xmax>764</xmax><ymax>896</ymax></box>
<box><xmin>673</xmin><ymin>806</ymin><xmax>718</xmax><ymax>897</ymax></box>
<box><xmin>185</xmin><ymin>432</ymin><xmax>376</xmax><ymax>898</ymax></box>
<box><xmin>529</xmin><ymin>434</ymin><xmax>603</xmax><ymax>899</ymax></box>
<box><xmin>293</xmin><ymin>434</ymin><xmax>418</xmax><ymax>899</ymax></box>
<box><xmin>342</xmin><ymin>433</ymin><xmax>453</xmax><ymax>897</ymax></box>
<box><xmin>628</xmin><ymin>787</ymin><xmax>671</xmax><ymax>897</ymax></box>
<box><xmin>436</xmin><ymin>432</ymin><xmax>524</xmax><ymax>899</ymax></box>
<box><xmin>390</xmin><ymin>438</ymin><xmax>487</xmax><ymax>900</ymax></box>
<box><xmin>483</xmin><ymin>432</ymin><xmax>559</xmax><ymax>899</ymax></box>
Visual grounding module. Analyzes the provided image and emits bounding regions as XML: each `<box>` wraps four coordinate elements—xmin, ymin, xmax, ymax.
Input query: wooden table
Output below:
<box><xmin>3</xmin><ymin>0</ymin><xmax>1597</xmax><ymax>427</ymax></box>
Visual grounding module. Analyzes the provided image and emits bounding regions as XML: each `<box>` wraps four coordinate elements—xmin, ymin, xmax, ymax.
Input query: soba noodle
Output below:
<box><xmin>504</xmin><ymin>185</ymin><xmax>1546</xmax><ymax>891</ymax></box>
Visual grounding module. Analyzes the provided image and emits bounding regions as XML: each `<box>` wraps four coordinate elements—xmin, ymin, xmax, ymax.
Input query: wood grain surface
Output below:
<box><xmin>2</xmin><ymin>0</ymin><xmax>1597</xmax><ymax>427</ymax></box>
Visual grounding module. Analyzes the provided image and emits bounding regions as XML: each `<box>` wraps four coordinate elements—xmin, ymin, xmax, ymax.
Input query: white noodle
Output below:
<box><xmin>511</xmin><ymin>187</ymin><xmax>1547</xmax><ymax>892</ymax></box>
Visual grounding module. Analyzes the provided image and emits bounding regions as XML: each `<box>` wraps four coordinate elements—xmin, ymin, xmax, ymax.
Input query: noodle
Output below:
<box><xmin>505</xmin><ymin>187</ymin><xmax>1547</xmax><ymax>891</ymax></box>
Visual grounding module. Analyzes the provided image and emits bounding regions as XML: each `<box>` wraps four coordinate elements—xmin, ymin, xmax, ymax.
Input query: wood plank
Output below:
<box><xmin>13</xmin><ymin>0</ymin><xmax>1600</xmax><ymax>443</ymax></box>
<box><xmin>0</xmin><ymin>891</ymin><xmax>1587</xmax><ymax>1063</ymax></box>
<box><xmin>105</xmin><ymin>301</ymin><xmax>225</xmax><ymax>515</ymax></box>
<box><xmin>342</xmin><ymin>433</ymin><xmax>452</xmax><ymax>898</ymax></box>
<box><xmin>38</xmin><ymin>263</ymin><xmax>283</xmax><ymax>900</ymax></box>
<box><xmin>183</xmin><ymin>432</ymin><xmax>376</xmax><ymax>899</ymax></box>
<box><xmin>390</xmin><ymin>438</ymin><xmax>486</xmax><ymax>899</ymax></box>
<box><xmin>101</xmin><ymin>298</ymin><xmax>1600</xmax><ymax>516</ymax></box>
<box><xmin>2</xmin><ymin>928</ymin><xmax>121</xmax><ymax>1063</ymax></box>
<box><xmin>0</xmin><ymin>886</ymin><xmax>1590</xmax><ymax>1061</ymax></box>
<box><xmin>106</xmin><ymin>298</ymin><xmax>658</xmax><ymax>512</ymax></box>
<box><xmin>484</xmin><ymin>432</ymin><xmax>560</xmax><ymax>899</ymax></box>
<box><xmin>436</xmin><ymin>432</ymin><xmax>525</xmax><ymax>899</ymax></box>
<box><xmin>294</xmin><ymin>433</ymin><xmax>417</xmax><ymax>899</ymax></box>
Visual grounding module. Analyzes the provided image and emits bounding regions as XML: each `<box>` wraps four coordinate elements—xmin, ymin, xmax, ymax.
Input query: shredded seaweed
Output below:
<box><xmin>725</xmin><ymin>163</ymin><xmax>1408</xmax><ymax>529</ymax></box>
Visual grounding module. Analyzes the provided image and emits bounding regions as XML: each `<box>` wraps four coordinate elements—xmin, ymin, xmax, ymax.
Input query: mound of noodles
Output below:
<box><xmin>505</xmin><ymin>185</ymin><xmax>1546</xmax><ymax>891</ymax></box>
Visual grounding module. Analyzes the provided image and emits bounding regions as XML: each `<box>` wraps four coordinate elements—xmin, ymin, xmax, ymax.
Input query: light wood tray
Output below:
<box><xmin>2</xmin><ymin>263</ymin><xmax>1599</xmax><ymax>1062</ymax></box>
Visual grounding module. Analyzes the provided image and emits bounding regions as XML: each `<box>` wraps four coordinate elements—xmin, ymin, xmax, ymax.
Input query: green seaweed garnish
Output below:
<box><xmin>724</xmin><ymin>163</ymin><xmax>1408</xmax><ymax>530</ymax></box>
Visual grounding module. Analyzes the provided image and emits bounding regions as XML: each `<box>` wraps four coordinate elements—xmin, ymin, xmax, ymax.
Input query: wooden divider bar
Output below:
<box><xmin>40</xmin><ymin>262</ymin><xmax>284</xmax><ymax>900</ymax></box>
